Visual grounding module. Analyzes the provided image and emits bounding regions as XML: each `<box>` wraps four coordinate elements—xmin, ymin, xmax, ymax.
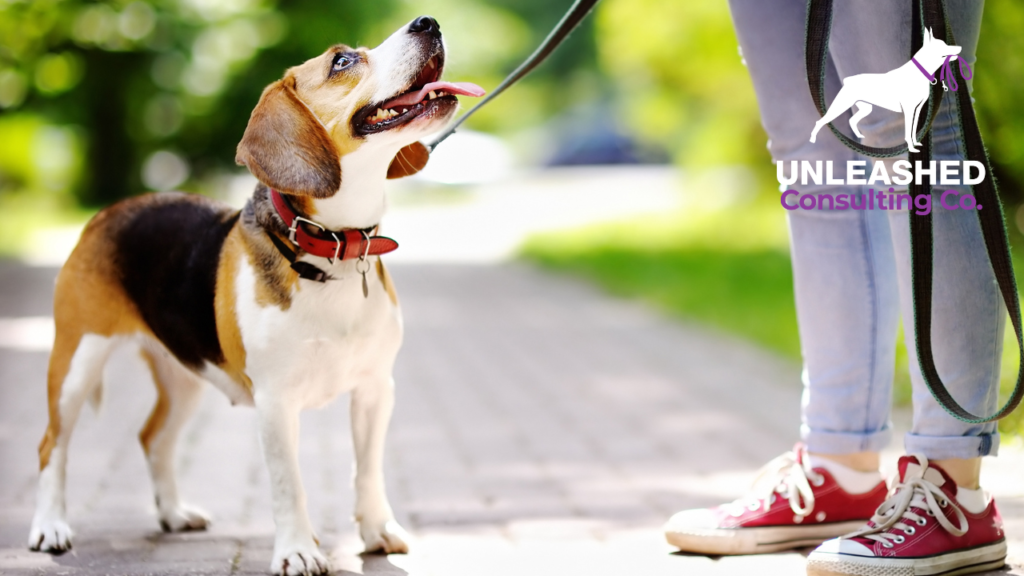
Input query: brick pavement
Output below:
<box><xmin>0</xmin><ymin>260</ymin><xmax>1021</xmax><ymax>575</ymax></box>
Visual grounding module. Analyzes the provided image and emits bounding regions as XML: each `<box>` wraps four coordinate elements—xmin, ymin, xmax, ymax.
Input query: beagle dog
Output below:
<box><xmin>27</xmin><ymin>16</ymin><xmax>482</xmax><ymax>576</ymax></box>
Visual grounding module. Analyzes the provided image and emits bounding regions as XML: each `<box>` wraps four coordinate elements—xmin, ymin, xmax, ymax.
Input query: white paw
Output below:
<box><xmin>28</xmin><ymin>518</ymin><xmax>73</xmax><ymax>554</ymax></box>
<box><xmin>853</xmin><ymin>130</ymin><xmax>865</xmax><ymax>139</ymax></box>
<box><xmin>360</xmin><ymin>519</ymin><xmax>410</xmax><ymax>554</ymax></box>
<box><xmin>271</xmin><ymin>544</ymin><xmax>329</xmax><ymax>576</ymax></box>
<box><xmin>908</xmin><ymin>145</ymin><xmax>919</xmax><ymax>153</ymax></box>
<box><xmin>159</xmin><ymin>503</ymin><xmax>211</xmax><ymax>532</ymax></box>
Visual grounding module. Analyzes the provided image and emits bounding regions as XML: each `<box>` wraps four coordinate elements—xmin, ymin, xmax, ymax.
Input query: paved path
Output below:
<box><xmin>1</xmin><ymin>261</ymin><xmax>1022</xmax><ymax>576</ymax></box>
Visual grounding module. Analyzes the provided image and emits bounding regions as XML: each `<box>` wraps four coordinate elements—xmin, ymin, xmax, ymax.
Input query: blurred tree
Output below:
<box><xmin>594</xmin><ymin>0</ymin><xmax>766</xmax><ymax>172</ymax></box>
<box><xmin>0</xmin><ymin>0</ymin><xmax>398</xmax><ymax>206</ymax></box>
<box><xmin>974</xmin><ymin>0</ymin><xmax>1024</xmax><ymax>202</ymax></box>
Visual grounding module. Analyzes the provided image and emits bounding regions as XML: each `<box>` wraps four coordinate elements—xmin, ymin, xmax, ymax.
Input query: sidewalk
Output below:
<box><xmin>0</xmin><ymin>260</ymin><xmax>1021</xmax><ymax>576</ymax></box>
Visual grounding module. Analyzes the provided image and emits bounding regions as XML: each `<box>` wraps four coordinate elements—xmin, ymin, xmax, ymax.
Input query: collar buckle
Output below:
<box><xmin>288</xmin><ymin>215</ymin><xmax>324</xmax><ymax>245</ymax></box>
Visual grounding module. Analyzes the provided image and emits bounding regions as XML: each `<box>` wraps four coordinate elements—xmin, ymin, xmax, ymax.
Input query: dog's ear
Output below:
<box><xmin>925</xmin><ymin>27</ymin><xmax>934</xmax><ymax>42</ymax></box>
<box><xmin>236</xmin><ymin>77</ymin><xmax>341</xmax><ymax>198</ymax></box>
<box><xmin>386</xmin><ymin>141</ymin><xmax>430</xmax><ymax>179</ymax></box>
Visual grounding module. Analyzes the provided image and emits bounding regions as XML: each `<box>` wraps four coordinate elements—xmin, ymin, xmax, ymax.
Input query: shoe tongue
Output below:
<box><xmin>896</xmin><ymin>455</ymin><xmax>955</xmax><ymax>493</ymax></box>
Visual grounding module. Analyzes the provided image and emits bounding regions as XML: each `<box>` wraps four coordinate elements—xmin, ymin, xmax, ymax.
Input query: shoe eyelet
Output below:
<box><xmin>894</xmin><ymin>535</ymin><xmax>905</xmax><ymax>544</ymax></box>
<box><xmin>903</xmin><ymin>527</ymin><xmax>915</xmax><ymax>535</ymax></box>
<box><xmin>812</xmin><ymin>476</ymin><xmax>825</xmax><ymax>487</ymax></box>
<box><xmin>939</xmin><ymin>500</ymin><xmax>949</xmax><ymax>508</ymax></box>
<box><xmin>748</xmin><ymin>502</ymin><xmax>760</xmax><ymax>511</ymax></box>
<box><xmin>883</xmin><ymin>542</ymin><xmax>894</xmax><ymax>549</ymax></box>
<box><xmin>926</xmin><ymin>510</ymin><xmax>935</xmax><ymax>517</ymax></box>
<box><xmin>917</xmin><ymin>517</ymin><xmax>928</xmax><ymax>525</ymax></box>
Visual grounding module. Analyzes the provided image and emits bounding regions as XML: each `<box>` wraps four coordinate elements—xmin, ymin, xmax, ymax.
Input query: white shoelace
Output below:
<box><xmin>846</xmin><ymin>455</ymin><xmax>968</xmax><ymax>548</ymax></box>
<box><xmin>725</xmin><ymin>448</ymin><xmax>824</xmax><ymax>518</ymax></box>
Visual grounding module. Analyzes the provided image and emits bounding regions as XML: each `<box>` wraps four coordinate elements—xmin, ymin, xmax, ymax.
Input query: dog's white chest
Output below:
<box><xmin>234</xmin><ymin>259</ymin><xmax>401</xmax><ymax>407</ymax></box>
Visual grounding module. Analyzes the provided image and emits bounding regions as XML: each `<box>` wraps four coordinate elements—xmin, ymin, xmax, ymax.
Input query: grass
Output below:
<box><xmin>521</xmin><ymin>191</ymin><xmax>1024</xmax><ymax>438</ymax></box>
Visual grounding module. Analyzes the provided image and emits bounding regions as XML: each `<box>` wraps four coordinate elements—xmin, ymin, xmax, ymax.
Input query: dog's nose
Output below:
<box><xmin>409</xmin><ymin>16</ymin><xmax>441</xmax><ymax>37</ymax></box>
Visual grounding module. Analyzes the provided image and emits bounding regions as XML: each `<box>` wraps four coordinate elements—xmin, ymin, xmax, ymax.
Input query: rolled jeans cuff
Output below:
<box><xmin>904</xmin><ymin>432</ymin><xmax>1000</xmax><ymax>459</ymax></box>
<box><xmin>801</xmin><ymin>424</ymin><xmax>892</xmax><ymax>455</ymax></box>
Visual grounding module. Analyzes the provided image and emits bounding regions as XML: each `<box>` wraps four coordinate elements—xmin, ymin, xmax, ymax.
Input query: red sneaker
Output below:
<box><xmin>807</xmin><ymin>455</ymin><xmax>1007</xmax><ymax>576</ymax></box>
<box><xmin>664</xmin><ymin>444</ymin><xmax>886</xmax><ymax>555</ymax></box>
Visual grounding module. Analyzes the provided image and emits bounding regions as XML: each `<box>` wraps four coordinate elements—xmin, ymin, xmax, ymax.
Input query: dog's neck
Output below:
<box><xmin>912</xmin><ymin>44</ymin><xmax>951</xmax><ymax>74</ymax></box>
<box><xmin>308</xmin><ymin>142</ymin><xmax>401</xmax><ymax>230</ymax></box>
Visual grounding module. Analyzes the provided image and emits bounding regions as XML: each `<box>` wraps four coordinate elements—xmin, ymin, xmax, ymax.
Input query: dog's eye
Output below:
<box><xmin>332</xmin><ymin>54</ymin><xmax>353</xmax><ymax>72</ymax></box>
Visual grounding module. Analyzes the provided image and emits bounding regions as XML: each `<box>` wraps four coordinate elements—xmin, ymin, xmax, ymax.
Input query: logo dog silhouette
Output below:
<box><xmin>809</xmin><ymin>28</ymin><xmax>961</xmax><ymax>153</ymax></box>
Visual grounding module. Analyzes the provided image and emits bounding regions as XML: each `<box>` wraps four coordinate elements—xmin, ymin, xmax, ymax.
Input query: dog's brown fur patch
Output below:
<box><xmin>39</xmin><ymin>206</ymin><xmax>150</xmax><ymax>470</ymax></box>
<box><xmin>375</xmin><ymin>259</ymin><xmax>399</xmax><ymax>307</ymax></box>
<box><xmin>138</xmin><ymin>348</ymin><xmax>171</xmax><ymax>454</ymax></box>
<box><xmin>213</xmin><ymin>227</ymin><xmax>256</xmax><ymax>394</ymax></box>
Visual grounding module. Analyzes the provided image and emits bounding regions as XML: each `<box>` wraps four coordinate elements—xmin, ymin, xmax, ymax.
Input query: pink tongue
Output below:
<box><xmin>381</xmin><ymin>81</ymin><xmax>485</xmax><ymax>109</ymax></box>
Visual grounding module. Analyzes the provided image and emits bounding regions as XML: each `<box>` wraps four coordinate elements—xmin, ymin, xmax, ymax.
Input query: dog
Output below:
<box><xmin>809</xmin><ymin>27</ymin><xmax>961</xmax><ymax>153</ymax></box>
<box><xmin>27</xmin><ymin>16</ymin><xmax>482</xmax><ymax>576</ymax></box>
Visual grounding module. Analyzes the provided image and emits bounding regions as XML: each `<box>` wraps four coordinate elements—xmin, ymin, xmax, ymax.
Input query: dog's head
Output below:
<box><xmin>923</xmin><ymin>27</ymin><xmax>962</xmax><ymax>61</ymax></box>
<box><xmin>236</xmin><ymin>16</ymin><xmax>483</xmax><ymax>198</ymax></box>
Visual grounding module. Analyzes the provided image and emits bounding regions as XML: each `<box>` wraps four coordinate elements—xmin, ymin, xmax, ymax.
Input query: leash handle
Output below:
<box><xmin>426</xmin><ymin>0</ymin><xmax>601</xmax><ymax>152</ymax></box>
<box><xmin>805</xmin><ymin>0</ymin><xmax>1024</xmax><ymax>423</ymax></box>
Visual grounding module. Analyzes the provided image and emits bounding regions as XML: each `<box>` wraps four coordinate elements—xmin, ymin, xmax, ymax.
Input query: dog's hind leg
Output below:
<box><xmin>30</xmin><ymin>331</ymin><xmax>116</xmax><ymax>553</ymax></box>
<box><xmin>810</xmin><ymin>87</ymin><xmax>858</xmax><ymax>143</ymax></box>
<box><xmin>351</xmin><ymin>377</ymin><xmax>409</xmax><ymax>554</ymax></box>
<box><xmin>138</xmin><ymin>345</ymin><xmax>210</xmax><ymax>532</ymax></box>
<box><xmin>849</xmin><ymin>102</ymin><xmax>872</xmax><ymax>139</ymax></box>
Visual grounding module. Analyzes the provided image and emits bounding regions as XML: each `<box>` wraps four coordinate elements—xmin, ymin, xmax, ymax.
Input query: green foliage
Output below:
<box><xmin>974</xmin><ymin>0</ymin><xmax>1024</xmax><ymax>198</ymax></box>
<box><xmin>523</xmin><ymin>194</ymin><xmax>800</xmax><ymax>357</ymax></box>
<box><xmin>522</xmin><ymin>197</ymin><xmax>1024</xmax><ymax>438</ymax></box>
<box><xmin>594</xmin><ymin>0</ymin><xmax>765</xmax><ymax>168</ymax></box>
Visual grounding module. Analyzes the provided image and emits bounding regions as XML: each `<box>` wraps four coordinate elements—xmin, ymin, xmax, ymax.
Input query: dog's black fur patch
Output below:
<box><xmin>113</xmin><ymin>193</ymin><xmax>240</xmax><ymax>368</ymax></box>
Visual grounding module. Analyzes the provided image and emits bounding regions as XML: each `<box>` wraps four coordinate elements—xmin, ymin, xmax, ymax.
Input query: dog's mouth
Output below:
<box><xmin>353</xmin><ymin>53</ymin><xmax>484</xmax><ymax>136</ymax></box>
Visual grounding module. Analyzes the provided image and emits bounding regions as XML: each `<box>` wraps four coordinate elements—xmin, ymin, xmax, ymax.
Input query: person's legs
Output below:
<box><xmin>731</xmin><ymin>0</ymin><xmax>900</xmax><ymax>465</ymax></box>
<box><xmin>664</xmin><ymin>0</ymin><xmax>893</xmax><ymax>555</ymax></box>
<box><xmin>829</xmin><ymin>0</ymin><xmax>998</xmax><ymax>480</ymax></box>
<box><xmin>808</xmin><ymin>3</ymin><xmax>1007</xmax><ymax>574</ymax></box>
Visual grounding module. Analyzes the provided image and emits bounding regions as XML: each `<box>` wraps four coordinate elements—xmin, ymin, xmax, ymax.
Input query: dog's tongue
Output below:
<box><xmin>382</xmin><ymin>81</ymin><xmax>485</xmax><ymax>109</ymax></box>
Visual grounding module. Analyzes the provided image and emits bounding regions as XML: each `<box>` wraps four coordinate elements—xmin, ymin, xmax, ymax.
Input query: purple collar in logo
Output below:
<box><xmin>911</xmin><ymin>57</ymin><xmax>937</xmax><ymax>83</ymax></box>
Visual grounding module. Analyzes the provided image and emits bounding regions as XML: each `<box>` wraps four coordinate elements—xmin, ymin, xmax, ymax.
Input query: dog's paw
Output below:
<box><xmin>360</xmin><ymin>519</ymin><xmax>410</xmax><ymax>554</ymax></box>
<box><xmin>271</xmin><ymin>545</ymin><xmax>330</xmax><ymax>576</ymax></box>
<box><xmin>159</xmin><ymin>503</ymin><xmax>211</xmax><ymax>533</ymax></box>
<box><xmin>28</xmin><ymin>518</ymin><xmax>73</xmax><ymax>554</ymax></box>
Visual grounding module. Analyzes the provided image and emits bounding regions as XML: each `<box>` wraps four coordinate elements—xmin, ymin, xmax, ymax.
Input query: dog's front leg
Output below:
<box><xmin>255</xmin><ymin>393</ymin><xmax>329</xmax><ymax>575</ymax></box>
<box><xmin>911</xmin><ymin>100</ymin><xmax>926</xmax><ymax>147</ymax></box>
<box><xmin>351</xmin><ymin>377</ymin><xmax>409</xmax><ymax>553</ymax></box>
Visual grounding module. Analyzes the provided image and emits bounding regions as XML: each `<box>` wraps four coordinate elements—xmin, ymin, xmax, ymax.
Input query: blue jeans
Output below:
<box><xmin>728</xmin><ymin>0</ymin><xmax>1003</xmax><ymax>459</ymax></box>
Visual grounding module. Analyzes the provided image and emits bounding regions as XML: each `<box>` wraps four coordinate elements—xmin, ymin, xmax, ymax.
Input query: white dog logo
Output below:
<box><xmin>809</xmin><ymin>28</ymin><xmax>962</xmax><ymax>153</ymax></box>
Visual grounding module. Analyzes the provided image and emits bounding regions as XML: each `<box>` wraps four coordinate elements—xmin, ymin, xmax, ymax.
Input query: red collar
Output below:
<box><xmin>270</xmin><ymin>189</ymin><xmax>398</xmax><ymax>263</ymax></box>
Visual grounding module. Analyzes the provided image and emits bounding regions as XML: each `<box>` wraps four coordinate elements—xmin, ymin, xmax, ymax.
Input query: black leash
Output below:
<box><xmin>805</xmin><ymin>0</ymin><xmax>1024</xmax><ymax>423</ymax></box>
<box><xmin>426</xmin><ymin>0</ymin><xmax>601</xmax><ymax>152</ymax></box>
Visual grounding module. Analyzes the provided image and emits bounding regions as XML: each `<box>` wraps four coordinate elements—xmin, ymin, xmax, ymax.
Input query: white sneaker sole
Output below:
<box><xmin>806</xmin><ymin>539</ymin><xmax>1007</xmax><ymax>576</ymax></box>
<box><xmin>665</xmin><ymin>520</ymin><xmax>868</xmax><ymax>555</ymax></box>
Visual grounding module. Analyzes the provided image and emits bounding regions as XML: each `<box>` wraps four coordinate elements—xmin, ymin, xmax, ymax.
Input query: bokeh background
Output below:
<box><xmin>1</xmin><ymin>0</ymin><xmax>1023</xmax><ymax>436</ymax></box>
